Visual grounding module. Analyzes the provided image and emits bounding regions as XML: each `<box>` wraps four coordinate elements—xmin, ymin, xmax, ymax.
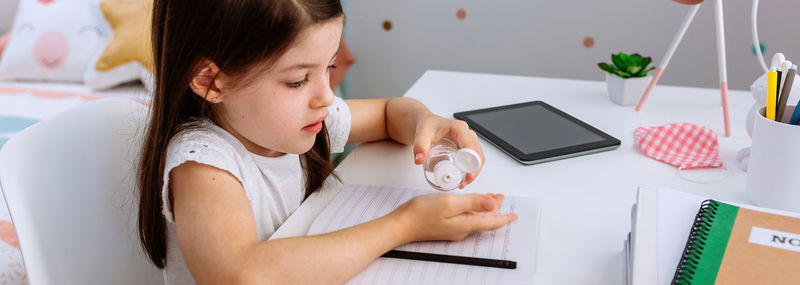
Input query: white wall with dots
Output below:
<box><xmin>341</xmin><ymin>0</ymin><xmax>800</xmax><ymax>99</ymax></box>
<box><xmin>1</xmin><ymin>0</ymin><xmax>797</xmax><ymax>99</ymax></box>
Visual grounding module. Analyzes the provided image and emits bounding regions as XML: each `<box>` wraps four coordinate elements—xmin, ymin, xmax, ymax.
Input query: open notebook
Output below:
<box><xmin>307</xmin><ymin>184</ymin><xmax>541</xmax><ymax>284</ymax></box>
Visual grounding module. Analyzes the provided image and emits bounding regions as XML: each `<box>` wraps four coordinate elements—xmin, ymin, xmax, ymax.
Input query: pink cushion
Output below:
<box><xmin>330</xmin><ymin>41</ymin><xmax>355</xmax><ymax>90</ymax></box>
<box><xmin>0</xmin><ymin>221</ymin><xmax>18</xmax><ymax>249</ymax></box>
<box><xmin>0</xmin><ymin>33</ymin><xmax>9</xmax><ymax>59</ymax></box>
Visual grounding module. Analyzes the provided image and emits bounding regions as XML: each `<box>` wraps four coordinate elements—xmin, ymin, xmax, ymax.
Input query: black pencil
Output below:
<box><xmin>777</xmin><ymin>65</ymin><xmax>797</xmax><ymax>122</ymax></box>
<box><xmin>777</xmin><ymin>68</ymin><xmax>783</xmax><ymax>114</ymax></box>
<box><xmin>380</xmin><ymin>250</ymin><xmax>517</xmax><ymax>269</ymax></box>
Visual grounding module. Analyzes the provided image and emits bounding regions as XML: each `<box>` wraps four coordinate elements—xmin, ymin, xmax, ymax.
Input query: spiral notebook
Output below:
<box><xmin>671</xmin><ymin>199</ymin><xmax>800</xmax><ymax>284</ymax></box>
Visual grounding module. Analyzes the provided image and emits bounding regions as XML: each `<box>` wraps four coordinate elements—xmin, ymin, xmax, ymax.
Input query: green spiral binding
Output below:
<box><xmin>672</xmin><ymin>199</ymin><xmax>739</xmax><ymax>285</ymax></box>
<box><xmin>673</xmin><ymin>200</ymin><xmax>718</xmax><ymax>284</ymax></box>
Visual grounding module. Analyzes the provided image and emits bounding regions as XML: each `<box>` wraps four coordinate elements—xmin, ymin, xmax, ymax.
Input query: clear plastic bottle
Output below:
<box><xmin>423</xmin><ymin>138</ymin><xmax>482</xmax><ymax>191</ymax></box>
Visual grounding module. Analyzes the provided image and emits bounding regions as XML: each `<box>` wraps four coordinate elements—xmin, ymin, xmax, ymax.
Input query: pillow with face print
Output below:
<box><xmin>0</xmin><ymin>0</ymin><xmax>110</xmax><ymax>82</ymax></box>
<box><xmin>83</xmin><ymin>0</ymin><xmax>153</xmax><ymax>90</ymax></box>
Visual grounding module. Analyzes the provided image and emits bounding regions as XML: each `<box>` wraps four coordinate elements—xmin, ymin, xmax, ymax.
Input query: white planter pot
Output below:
<box><xmin>605</xmin><ymin>73</ymin><xmax>652</xmax><ymax>106</ymax></box>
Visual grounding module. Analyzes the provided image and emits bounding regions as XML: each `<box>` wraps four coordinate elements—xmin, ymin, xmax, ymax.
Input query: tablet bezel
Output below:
<box><xmin>453</xmin><ymin>101</ymin><xmax>620</xmax><ymax>165</ymax></box>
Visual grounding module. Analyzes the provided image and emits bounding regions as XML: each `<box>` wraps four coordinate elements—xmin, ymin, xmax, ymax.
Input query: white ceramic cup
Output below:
<box><xmin>746</xmin><ymin>106</ymin><xmax>800</xmax><ymax>213</ymax></box>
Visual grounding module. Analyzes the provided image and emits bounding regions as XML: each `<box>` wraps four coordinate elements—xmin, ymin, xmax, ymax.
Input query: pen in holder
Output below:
<box><xmin>745</xmin><ymin>106</ymin><xmax>800</xmax><ymax>213</ymax></box>
<box><xmin>746</xmin><ymin>71</ymin><xmax>800</xmax><ymax>137</ymax></box>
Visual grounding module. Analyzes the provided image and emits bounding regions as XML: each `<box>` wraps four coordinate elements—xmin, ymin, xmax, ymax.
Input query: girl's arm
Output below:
<box><xmin>170</xmin><ymin>161</ymin><xmax>514</xmax><ymax>284</ymax></box>
<box><xmin>346</xmin><ymin>97</ymin><xmax>486</xmax><ymax>186</ymax></box>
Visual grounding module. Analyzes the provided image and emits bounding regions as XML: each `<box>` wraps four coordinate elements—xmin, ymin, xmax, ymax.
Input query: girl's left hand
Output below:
<box><xmin>412</xmin><ymin>114</ymin><xmax>485</xmax><ymax>189</ymax></box>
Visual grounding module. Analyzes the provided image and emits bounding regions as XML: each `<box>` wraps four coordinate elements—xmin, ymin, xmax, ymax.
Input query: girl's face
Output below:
<box><xmin>215</xmin><ymin>18</ymin><xmax>343</xmax><ymax>157</ymax></box>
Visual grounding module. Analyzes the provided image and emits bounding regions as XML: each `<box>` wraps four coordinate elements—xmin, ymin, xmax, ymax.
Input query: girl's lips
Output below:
<box><xmin>302</xmin><ymin>114</ymin><xmax>327</xmax><ymax>133</ymax></box>
<box><xmin>302</xmin><ymin>121</ymin><xmax>323</xmax><ymax>133</ymax></box>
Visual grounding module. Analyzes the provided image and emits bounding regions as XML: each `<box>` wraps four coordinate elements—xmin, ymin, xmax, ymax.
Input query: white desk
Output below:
<box><xmin>272</xmin><ymin>70</ymin><xmax>755</xmax><ymax>284</ymax></box>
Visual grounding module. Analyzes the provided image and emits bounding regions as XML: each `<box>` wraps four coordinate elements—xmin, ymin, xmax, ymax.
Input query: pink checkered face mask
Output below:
<box><xmin>634</xmin><ymin>123</ymin><xmax>723</xmax><ymax>170</ymax></box>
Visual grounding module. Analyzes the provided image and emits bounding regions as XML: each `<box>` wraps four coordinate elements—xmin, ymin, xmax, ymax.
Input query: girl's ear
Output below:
<box><xmin>189</xmin><ymin>59</ymin><xmax>225</xmax><ymax>103</ymax></box>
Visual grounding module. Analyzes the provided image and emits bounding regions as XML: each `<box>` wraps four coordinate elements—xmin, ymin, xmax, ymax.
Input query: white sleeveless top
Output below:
<box><xmin>160</xmin><ymin>97</ymin><xmax>351</xmax><ymax>284</ymax></box>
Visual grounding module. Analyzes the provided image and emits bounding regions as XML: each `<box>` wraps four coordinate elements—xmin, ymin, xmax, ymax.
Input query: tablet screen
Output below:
<box><xmin>462</xmin><ymin>104</ymin><xmax>606</xmax><ymax>153</ymax></box>
<box><xmin>454</xmin><ymin>101</ymin><xmax>620</xmax><ymax>164</ymax></box>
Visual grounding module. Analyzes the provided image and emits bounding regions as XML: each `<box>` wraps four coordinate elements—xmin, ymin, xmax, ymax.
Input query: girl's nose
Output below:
<box><xmin>312</xmin><ymin>76</ymin><xmax>335</xmax><ymax>108</ymax></box>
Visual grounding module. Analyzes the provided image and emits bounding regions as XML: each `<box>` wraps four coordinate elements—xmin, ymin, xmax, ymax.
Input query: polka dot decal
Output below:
<box><xmin>583</xmin><ymin>36</ymin><xmax>595</xmax><ymax>48</ymax></box>
<box><xmin>673</xmin><ymin>0</ymin><xmax>704</xmax><ymax>4</ymax></box>
<box><xmin>456</xmin><ymin>9</ymin><xmax>466</xmax><ymax>20</ymax></box>
<box><xmin>752</xmin><ymin>43</ymin><xmax>766</xmax><ymax>55</ymax></box>
<box><xmin>382</xmin><ymin>20</ymin><xmax>392</xmax><ymax>31</ymax></box>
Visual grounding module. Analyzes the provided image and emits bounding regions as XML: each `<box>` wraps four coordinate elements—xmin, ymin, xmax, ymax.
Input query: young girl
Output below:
<box><xmin>137</xmin><ymin>0</ymin><xmax>518</xmax><ymax>283</ymax></box>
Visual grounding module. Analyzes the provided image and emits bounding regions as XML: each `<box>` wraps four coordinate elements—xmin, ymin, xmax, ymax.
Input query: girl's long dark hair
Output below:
<box><xmin>139</xmin><ymin>0</ymin><xmax>343</xmax><ymax>268</ymax></box>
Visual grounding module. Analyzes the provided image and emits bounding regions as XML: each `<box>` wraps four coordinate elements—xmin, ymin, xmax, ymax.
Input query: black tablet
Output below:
<box><xmin>454</xmin><ymin>101</ymin><xmax>620</xmax><ymax>165</ymax></box>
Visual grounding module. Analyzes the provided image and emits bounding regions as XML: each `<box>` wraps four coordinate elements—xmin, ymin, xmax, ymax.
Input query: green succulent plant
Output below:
<box><xmin>598</xmin><ymin>52</ymin><xmax>655</xmax><ymax>78</ymax></box>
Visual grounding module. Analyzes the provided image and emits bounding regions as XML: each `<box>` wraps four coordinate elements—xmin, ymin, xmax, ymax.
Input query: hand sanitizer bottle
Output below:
<box><xmin>423</xmin><ymin>138</ymin><xmax>482</xmax><ymax>191</ymax></box>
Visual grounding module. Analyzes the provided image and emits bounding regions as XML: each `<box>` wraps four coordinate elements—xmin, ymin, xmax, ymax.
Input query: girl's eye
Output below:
<box><xmin>288</xmin><ymin>76</ymin><xmax>309</xmax><ymax>88</ymax></box>
<box><xmin>327</xmin><ymin>64</ymin><xmax>337</xmax><ymax>70</ymax></box>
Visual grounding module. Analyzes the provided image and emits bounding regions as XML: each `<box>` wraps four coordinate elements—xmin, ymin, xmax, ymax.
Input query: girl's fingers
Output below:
<box><xmin>444</xmin><ymin>193</ymin><xmax>505</xmax><ymax>215</ymax></box>
<box><xmin>445</xmin><ymin>193</ymin><xmax>495</xmax><ymax>214</ymax></box>
<box><xmin>412</xmin><ymin>126</ymin><xmax>434</xmax><ymax>165</ymax></box>
<box><xmin>490</xmin><ymin>193</ymin><xmax>505</xmax><ymax>212</ymax></box>
<box><xmin>453</xmin><ymin>129</ymin><xmax>485</xmax><ymax>164</ymax></box>
<box><xmin>413</xmin><ymin>120</ymin><xmax>449</xmax><ymax>165</ymax></box>
<box><xmin>451</xmin><ymin>123</ymin><xmax>485</xmax><ymax>185</ymax></box>
<box><xmin>451</xmin><ymin>212</ymin><xmax>518</xmax><ymax>232</ymax></box>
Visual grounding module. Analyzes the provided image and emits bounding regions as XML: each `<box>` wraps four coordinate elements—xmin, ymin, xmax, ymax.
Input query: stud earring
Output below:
<box><xmin>211</xmin><ymin>97</ymin><xmax>218</xmax><ymax>103</ymax></box>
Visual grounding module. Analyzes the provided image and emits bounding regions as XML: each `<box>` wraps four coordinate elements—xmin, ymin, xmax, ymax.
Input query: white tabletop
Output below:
<box><xmin>272</xmin><ymin>70</ymin><xmax>755</xmax><ymax>284</ymax></box>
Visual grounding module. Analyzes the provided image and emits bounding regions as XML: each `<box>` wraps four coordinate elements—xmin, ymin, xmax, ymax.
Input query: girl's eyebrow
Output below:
<box><xmin>280</xmin><ymin>63</ymin><xmax>319</xmax><ymax>73</ymax></box>
<box><xmin>279</xmin><ymin>47</ymin><xmax>341</xmax><ymax>73</ymax></box>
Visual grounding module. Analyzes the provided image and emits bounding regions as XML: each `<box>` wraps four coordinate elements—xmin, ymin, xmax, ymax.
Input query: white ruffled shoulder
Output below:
<box><xmin>326</xmin><ymin>96</ymin><xmax>351</xmax><ymax>153</ymax></box>
<box><xmin>161</xmin><ymin>123</ymin><xmax>245</xmax><ymax>223</ymax></box>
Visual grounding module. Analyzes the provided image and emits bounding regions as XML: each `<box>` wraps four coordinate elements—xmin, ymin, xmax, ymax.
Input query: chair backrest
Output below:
<box><xmin>0</xmin><ymin>98</ymin><xmax>163</xmax><ymax>285</ymax></box>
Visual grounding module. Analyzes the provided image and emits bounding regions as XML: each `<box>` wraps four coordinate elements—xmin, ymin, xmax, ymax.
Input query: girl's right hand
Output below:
<box><xmin>390</xmin><ymin>193</ymin><xmax>518</xmax><ymax>243</ymax></box>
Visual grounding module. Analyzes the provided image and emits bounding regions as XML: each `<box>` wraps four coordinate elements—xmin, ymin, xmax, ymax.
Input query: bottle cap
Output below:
<box><xmin>455</xmin><ymin>148</ymin><xmax>481</xmax><ymax>173</ymax></box>
<box><xmin>434</xmin><ymin>161</ymin><xmax>462</xmax><ymax>190</ymax></box>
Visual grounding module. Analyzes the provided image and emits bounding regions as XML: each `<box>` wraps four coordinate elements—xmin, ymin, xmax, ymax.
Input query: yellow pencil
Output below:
<box><xmin>767</xmin><ymin>68</ymin><xmax>777</xmax><ymax>121</ymax></box>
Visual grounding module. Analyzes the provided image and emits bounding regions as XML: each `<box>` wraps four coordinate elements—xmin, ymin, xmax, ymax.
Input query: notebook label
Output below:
<box><xmin>748</xmin><ymin>226</ymin><xmax>800</xmax><ymax>253</ymax></box>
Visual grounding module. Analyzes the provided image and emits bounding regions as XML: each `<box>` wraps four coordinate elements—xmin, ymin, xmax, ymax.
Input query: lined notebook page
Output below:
<box><xmin>307</xmin><ymin>184</ymin><xmax>540</xmax><ymax>284</ymax></box>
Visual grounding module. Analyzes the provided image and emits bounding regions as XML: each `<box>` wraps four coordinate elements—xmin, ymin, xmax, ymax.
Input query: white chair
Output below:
<box><xmin>0</xmin><ymin>98</ymin><xmax>163</xmax><ymax>284</ymax></box>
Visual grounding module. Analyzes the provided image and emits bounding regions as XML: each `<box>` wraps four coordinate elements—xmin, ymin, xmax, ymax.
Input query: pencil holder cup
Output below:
<box><xmin>746</xmin><ymin>106</ymin><xmax>800</xmax><ymax>213</ymax></box>
<box><xmin>747</xmin><ymin>73</ymin><xmax>800</xmax><ymax>137</ymax></box>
